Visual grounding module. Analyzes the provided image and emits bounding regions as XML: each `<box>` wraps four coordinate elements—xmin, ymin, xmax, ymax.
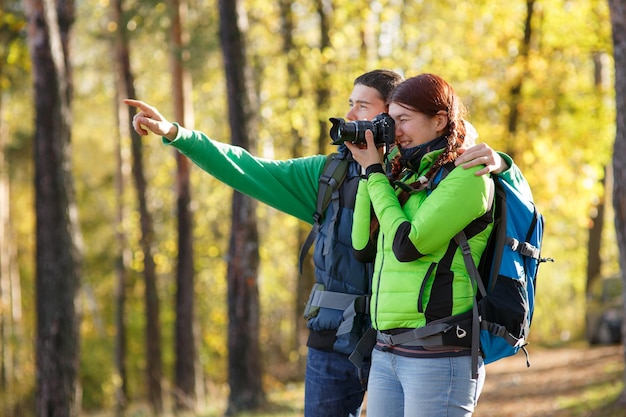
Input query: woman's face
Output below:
<box><xmin>389</xmin><ymin>102</ymin><xmax>447</xmax><ymax>149</ymax></box>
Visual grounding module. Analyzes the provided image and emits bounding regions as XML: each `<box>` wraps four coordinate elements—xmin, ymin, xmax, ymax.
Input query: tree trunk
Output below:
<box><xmin>0</xmin><ymin>83</ymin><xmax>25</xmax><ymax>411</ymax></box>
<box><xmin>586</xmin><ymin>51</ymin><xmax>611</xmax><ymax>293</ymax></box>
<box><xmin>113</xmin><ymin>94</ymin><xmax>129</xmax><ymax>416</ymax></box>
<box><xmin>169</xmin><ymin>0</ymin><xmax>199</xmax><ymax>410</ymax></box>
<box><xmin>314</xmin><ymin>0</ymin><xmax>333</xmax><ymax>156</ymax></box>
<box><xmin>218</xmin><ymin>0</ymin><xmax>265</xmax><ymax>413</ymax></box>
<box><xmin>109</xmin><ymin>2</ymin><xmax>131</xmax><ymax>414</ymax></box>
<box><xmin>278</xmin><ymin>0</ymin><xmax>309</xmax><ymax>378</ymax></box>
<box><xmin>111</xmin><ymin>0</ymin><xmax>163</xmax><ymax>412</ymax></box>
<box><xmin>0</xmin><ymin>107</ymin><xmax>24</xmax><ymax>416</ymax></box>
<box><xmin>304</xmin><ymin>2</ymin><xmax>334</xmax><ymax>374</ymax></box>
<box><xmin>24</xmin><ymin>0</ymin><xmax>82</xmax><ymax>415</ymax></box>
<box><xmin>585</xmin><ymin>172</ymin><xmax>605</xmax><ymax>293</ymax></box>
<box><xmin>505</xmin><ymin>0</ymin><xmax>535</xmax><ymax>160</ymax></box>
<box><xmin>608</xmin><ymin>0</ymin><xmax>626</xmax><ymax>405</ymax></box>
<box><xmin>0</xmin><ymin>87</ymin><xmax>10</xmax><ymax>391</ymax></box>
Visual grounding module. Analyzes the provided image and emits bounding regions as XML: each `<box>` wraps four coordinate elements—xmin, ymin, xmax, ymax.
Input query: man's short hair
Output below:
<box><xmin>354</xmin><ymin>69</ymin><xmax>404</xmax><ymax>102</ymax></box>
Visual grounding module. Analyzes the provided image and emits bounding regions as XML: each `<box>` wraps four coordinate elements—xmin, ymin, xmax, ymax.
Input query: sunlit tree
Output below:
<box><xmin>607</xmin><ymin>0</ymin><xmax>626</xmax><ymax>405</ymax></box>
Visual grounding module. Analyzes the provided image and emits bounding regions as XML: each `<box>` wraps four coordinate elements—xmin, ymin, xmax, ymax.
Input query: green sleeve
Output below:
<box><xmin>163</xmin><ymin>124</ymin><xmax>325</xmax><ymax>224</ymax></box>
<box><xmin>352</xmin><ymin>179</ymin><xmax>372</xmax><ymax>251</ymax></box>
<box><xmin>367</xmin><ymin>166</ymin><xmax>491</xmax><ymax>255</ymax></box>
<box><xmin>496</xmin><ymin>152</ymin><xmax>533</xmax><ymax>201</ymax></box>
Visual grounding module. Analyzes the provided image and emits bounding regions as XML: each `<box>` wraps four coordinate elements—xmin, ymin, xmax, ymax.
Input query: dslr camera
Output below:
<box><xmin>329</xmin><ymin>112</ymin><xmax>395</xmax><ymax>147</ymax></box>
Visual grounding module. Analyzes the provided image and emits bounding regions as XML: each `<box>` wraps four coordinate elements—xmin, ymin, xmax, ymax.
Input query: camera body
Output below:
<box><xmin>329</xmin><ymin>112</ymin><xmax>395</xmax><ymax>147</ymax></box>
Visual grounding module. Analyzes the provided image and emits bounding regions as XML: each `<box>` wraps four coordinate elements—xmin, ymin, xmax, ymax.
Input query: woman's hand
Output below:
<box><xmin>455</xmin><ymin>142</ymin><xmax>508</xmax><ymax>176</ymax></box>
<box><xmin>345</xmin><ymin>130</ymin><xmax>384</xmax><ymax>172</ymax></box>
<box><xmin>124</xmin><ymin>99</ymin><xmax>178</xmax><ymax>141</ymax></box>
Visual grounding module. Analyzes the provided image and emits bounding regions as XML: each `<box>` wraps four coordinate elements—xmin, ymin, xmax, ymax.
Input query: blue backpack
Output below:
<box><xmin>451</xmin><ymin>173</ymin><xmax>553</xmax><ymax>377</ymax></box>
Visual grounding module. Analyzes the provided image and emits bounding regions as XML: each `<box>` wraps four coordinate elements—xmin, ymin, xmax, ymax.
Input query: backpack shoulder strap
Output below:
<box><xmin>427</xmin><ymin>161</ymin><xmax>456</xmax><ymax>195</ymax></box>
<box><xmin>428</xmin><ymin>161</ymin><xmax>493</xmax><ymax>379</ymax></box>
<box><xmin>316</xmin><ymin>152</ymin><xmax>350</xmax><ymax>220</ymax></box>
<box><xmin>298</xmin><ymin>152</ymin><xmax>350</xmax><ymax>273</ymax></box>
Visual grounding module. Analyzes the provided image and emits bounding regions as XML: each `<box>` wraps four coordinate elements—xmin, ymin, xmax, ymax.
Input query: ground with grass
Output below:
<box><xmin>117</xmin><ymin>344</ymin><xmax>624</xmax><ymax>416</ymax></box>
<box><xmin>252</xmin><ymin>344</ymin><xmax>625</xmax><ymax>417</ymax></box>
<box><xmin>473</xmin><ymin>344</ymin><xmax>624</xmax><ymax>417</ymax></box>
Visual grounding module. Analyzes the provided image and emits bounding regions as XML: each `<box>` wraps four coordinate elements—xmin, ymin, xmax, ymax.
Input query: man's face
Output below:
<box><xmin>345</xmin><ymin>84</ymin><xmax>388</xmax><ymax>121</ymax></box>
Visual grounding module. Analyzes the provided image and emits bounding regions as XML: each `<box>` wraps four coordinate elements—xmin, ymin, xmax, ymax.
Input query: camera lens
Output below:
<box><xmin>330</xmin><ymin>118</ymin><xmax>349</xmax><ymax>144</ymax></box>
<box><xmin>330</xmin><ymin>118</ymin><xmax>375</xmax><ymax>145</ymax></box>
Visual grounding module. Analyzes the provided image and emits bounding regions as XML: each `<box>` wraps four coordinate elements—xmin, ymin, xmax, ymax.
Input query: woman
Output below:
<box><xmin>345</xmin><ymin>73</ymin><xmax>493</xmax><ymax>417</ymax></box>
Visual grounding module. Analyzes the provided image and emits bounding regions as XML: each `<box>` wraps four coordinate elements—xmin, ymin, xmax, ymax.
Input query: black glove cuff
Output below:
<box><xmin>365</xmin><ymin>164</ymin><xmax>384</xmax><ymax>178</ymax></box>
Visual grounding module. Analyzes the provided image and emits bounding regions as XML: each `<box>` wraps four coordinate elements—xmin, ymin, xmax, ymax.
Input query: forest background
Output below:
<box><xmin>1</xmin><ymin>0</ymin><xmax>624</xmax><ymax>416</ymax></box>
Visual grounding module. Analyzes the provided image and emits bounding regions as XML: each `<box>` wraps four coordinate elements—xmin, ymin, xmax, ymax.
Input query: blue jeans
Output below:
<box><xmin>366</xmin><ymin>349</ymin><xmax>485</xmax><ymax>417</ymax></box>
<box><xmin>304</xmin><ymin>347</ymin><xmax>367</xmax><ymax>417</ymax></box>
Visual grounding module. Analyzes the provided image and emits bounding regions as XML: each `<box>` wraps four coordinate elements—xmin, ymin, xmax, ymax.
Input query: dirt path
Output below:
<box><xmin>474</xmin><ymin>345</ymin><xmax>624</xmax><ymax>417</ymax></box>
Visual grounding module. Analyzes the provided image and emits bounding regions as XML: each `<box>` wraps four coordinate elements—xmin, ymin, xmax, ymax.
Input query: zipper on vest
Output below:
<box><xmin>373</xmin><ymin>235</ymin><xmax>385</xmax><ymax>329</ymax></box>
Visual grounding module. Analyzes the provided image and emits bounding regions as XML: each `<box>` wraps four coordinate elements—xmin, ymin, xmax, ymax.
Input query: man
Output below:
<box><xmin>125</xmin><ymin>69</ymin><xmax>516</xmax><ymax>417</ymax></box>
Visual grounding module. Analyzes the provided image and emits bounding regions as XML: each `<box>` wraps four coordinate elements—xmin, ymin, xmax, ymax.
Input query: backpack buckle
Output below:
<box><xmin>456</xmin><ymin>326</ymin><xmax>467</xmax><ymax>338</ymax></box>
<box><xmin>303</xmin><ymin>284</ymin><xmax>325</xmax><ymax>319</ymax></box>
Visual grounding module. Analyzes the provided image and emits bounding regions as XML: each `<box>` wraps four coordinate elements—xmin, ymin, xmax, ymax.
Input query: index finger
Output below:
<box><xmin>123</xmin><ymin>98</ymin><xmax>151</xmax><ymax>112</ymax></box>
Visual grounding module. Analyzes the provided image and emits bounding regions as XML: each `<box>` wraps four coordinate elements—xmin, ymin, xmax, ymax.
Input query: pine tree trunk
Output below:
<box><xmin>0</xmin><ymin>89</ymin><xmax>10</xmax><ymax>391</ymax></box>
<box><xmin>111</xmin><ymin>0</ymin><xmax>163</xmax><ymax>412</ymax></box>
<box><xmin>607</xmin><ymin>0</ymin><xmax>626</xmax><ymax>405</ymax></box>
<box><xmin>505</xmin><ymin>0</ymin><xmax>535</xmax><ymax>160</ymax></box>
<box><xmin>110</xmin><ymin>2</ymin><xmax>130</xmax><ymax>414</ymax></box>
<box><xmin>113</xmin><ymin>101</ymin><xmax>129</xmax><ymax>416</ymax></box>
<box><xmin>278</xmin><ymin>0</ymin><xmax>309</xmax><ymax>378</ymax></box>
<box><xmin>586</xmin><ymin>170</ymin><xmax>605</xmax><ymax>293</ymax></box>
<box><xmin>218</xmin><ymin>0</ymin><xmax>265</xmax><ymax>413</ymax></box>
<box><xmin>314</xmin><ymin>0</ymin><xmax>333</xmax><ymax>156</ymax></box>
<box><xmin>585</xmin><ymin>53</ymin><xmax>612</xmax><ymax>293</ymax></box>
<box><xmin>169</xmin><ymin>0</ymin><xmax>199</xmax><ymax>410</ymax></box>
<box><xmin>0</xmin><ymin>102</ymin><xmax>24</xmax><ymax>412</ymax></box>
<box><xmin>0</xmin><ymin>85</ymin><xmax>26</xmax><ymax>417</ymax></box>
<box><xmin>24</xmin><ymin>0</ymin><xmax>82</xmax><ymax>415</ymax></box>
<box><xmin>111</xmin><ymin>0</ymin><xmax>130</xmax><ymax>417</ymax></box>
